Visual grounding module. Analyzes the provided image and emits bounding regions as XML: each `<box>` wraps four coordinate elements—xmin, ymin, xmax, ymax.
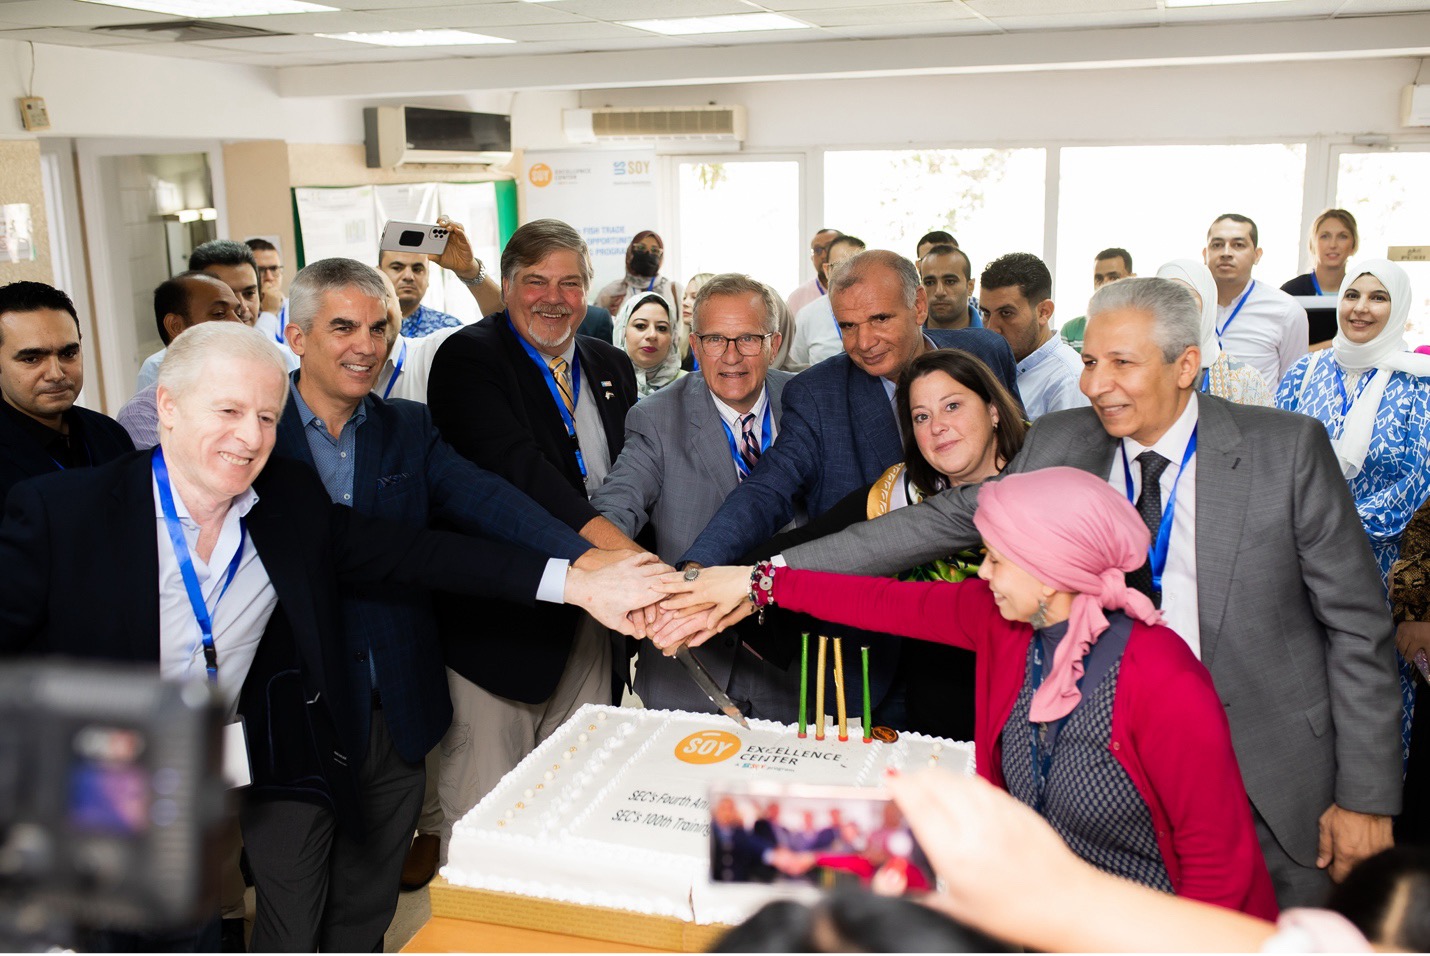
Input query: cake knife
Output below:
<box><xmin>675</xmin><ymin>646</ymin><xmax>750</xmax><ymax>728</ymax></box>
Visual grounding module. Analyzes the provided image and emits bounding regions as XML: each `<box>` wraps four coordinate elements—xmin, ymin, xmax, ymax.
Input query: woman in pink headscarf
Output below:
<box><xmin>657</xmin><ymin>467</ymin><xmax>1276</xmax><ymax>919</ymax></box>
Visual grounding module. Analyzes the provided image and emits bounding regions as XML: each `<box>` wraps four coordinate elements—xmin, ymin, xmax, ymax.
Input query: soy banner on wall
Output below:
<box><xmin>521</xmin><ymin>149</ymin><xmax>658</xmax><ymax>299</ymax></box>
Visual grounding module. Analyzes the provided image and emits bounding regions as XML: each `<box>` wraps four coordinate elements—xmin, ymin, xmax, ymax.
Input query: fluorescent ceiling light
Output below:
<box><xmin>79</xmin><ymin>0</ymin><xmax>336</xmax><ymax>15</ymax></box>
<box><xmin>1165</xmin><ymin>0</ymin><xmax>1294</xmax><ymax>6</ymax></box>
<box><xmin>622</xmin><ymin>13</ymin><xmax>809</xmax><ymax>36</ymax></box>
<box><xmin>317</xmin><ymin>29</ymin><xmax>515</xmax><ymax>46</ymax></box>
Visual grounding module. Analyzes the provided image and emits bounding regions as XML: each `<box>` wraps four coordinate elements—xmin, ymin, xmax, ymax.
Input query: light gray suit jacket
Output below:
<box><xmin>784</xmin><ymin>393</ymin><xmax>1401</xmax><ymax>865</ymax></box>
<box><xmin>591</xmin><ymin>370</ymin><xmax>795</xmax><ymax>711</ymax></box>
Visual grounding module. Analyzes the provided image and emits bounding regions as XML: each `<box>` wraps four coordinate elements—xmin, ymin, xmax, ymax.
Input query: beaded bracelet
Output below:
<box><xmin>748</xmin><ymin>560</ymin><xmax>776</xmax><ymax>624</ymax></box>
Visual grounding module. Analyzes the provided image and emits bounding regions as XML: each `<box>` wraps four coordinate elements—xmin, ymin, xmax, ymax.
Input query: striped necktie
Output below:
<box><xmin>548</xmin><ymin>355</ymin><xmax>576</xmax><ymax>416</ymax></box>
<box><xmin>740</xmin><ymin>413</ymin><xmax>761</xmax><ymax>475</ymax></box>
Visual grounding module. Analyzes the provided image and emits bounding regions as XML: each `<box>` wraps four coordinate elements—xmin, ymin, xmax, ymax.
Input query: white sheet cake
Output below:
<box><xmin>442</xmin><ymin>704</ymin><xmax>973</xmax><ymax>924</ymax></box>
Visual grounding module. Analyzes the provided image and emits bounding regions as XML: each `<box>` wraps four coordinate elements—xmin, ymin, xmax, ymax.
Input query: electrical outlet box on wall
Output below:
<box><xmin>17</xmin><ymin>97</ymin><xmax>49</xmax><ymax>132</ymax></box>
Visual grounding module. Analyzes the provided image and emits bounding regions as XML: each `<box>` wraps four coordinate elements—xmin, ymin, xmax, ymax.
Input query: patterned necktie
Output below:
<box><xmin>547</xmin><ymin>355</ymin><xmax>575</xmax><ymax>416</ymax></box>
<box><xmin>739</xmin><ymin>413</ymin><xmax>761</xmax><ymax>476</ymax></box>
<box><xmin>1126</xmin><ymin>450</ymin><xmax>1170</xmax><ymax>608</ymax></box>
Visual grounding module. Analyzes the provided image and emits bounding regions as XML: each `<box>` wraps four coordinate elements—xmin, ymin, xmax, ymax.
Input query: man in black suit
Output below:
<box><xmin>428</xmin><ymin>218</ymin><xmax>654</xmax><ymax>855</ymax></box>
<box><xmin>0</xmin><ymin>281</ymin><xmax>132</xmax><ymax>504</ymax></box>
<box><xmin>0</xmin><ymin>321</ymin><xmax>663</xmax><ymax>950</ymax></box>
<box><xmin>261</xmin><ymin>257</ymin><xmax>622</xmax><ymax>949</ymax></box>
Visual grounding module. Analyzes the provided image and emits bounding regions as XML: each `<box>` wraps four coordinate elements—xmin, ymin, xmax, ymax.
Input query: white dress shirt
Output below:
<box><xmin>1017</xmin><ymin>334</ymin><xmax>1090</xmax><ymax>419</ymax></box>
<box><xmin>1105</xmin><ymin>393</ymin><xmax>1201</xmax><ymax>658</ymax></box>
<box><xmin>710</xmin><ymin>385</ymin><xmax>776</xmax><ymax>481</ymax></box>
<box><xmin>374</xmin><ymin>326</ymin><xmax>465</xmax><ymax>404</ymax></box>
<box><xmin>154</xmin><ymin>472</ymin><xmax>277</xmax><ymax>721</ymax></box>
<box><xmin>788</xmin><ymin>297</ymin><xmax>843</xmax><ymax>370</ymax></box>
<box><xmin>1216</xmin><ymin>279</ymin><xmax>1309</xmax><ymax>391</ymax></box>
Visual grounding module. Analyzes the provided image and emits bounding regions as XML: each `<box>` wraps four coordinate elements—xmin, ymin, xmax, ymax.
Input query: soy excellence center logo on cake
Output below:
<box><xmin>675</xmin><ymin>729</ymin><xmax>742</xmax><ymax>765</ymax></box>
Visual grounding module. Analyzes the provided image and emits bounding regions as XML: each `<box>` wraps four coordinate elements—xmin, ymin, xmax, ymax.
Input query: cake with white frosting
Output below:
<box><xmin>441</xmin><ymin>704</ymin><xmax>972</xmax><ymax>925</ymax></box>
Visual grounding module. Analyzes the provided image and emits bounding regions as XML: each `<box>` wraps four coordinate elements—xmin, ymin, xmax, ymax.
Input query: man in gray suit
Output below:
<box><xmin>593</xmin><ymin>273</ymin><xmax>800</xmax><ymax>719</ymax></box>
<box><xmin>714</xmin><ymin>277</ymin><xmax>1399</xmax><ymax>906</ymax></box>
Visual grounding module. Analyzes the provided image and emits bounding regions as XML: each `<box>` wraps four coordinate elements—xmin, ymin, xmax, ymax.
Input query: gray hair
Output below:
<box><xmin>691</xmin><ymin>273</ymin><xmax>779</xmax><ymax>335</ymax></box>
<box><xmin>1086</xmin><ymin>276</ymin><xmax>1201</xmax><ymax>363</ymax></box>
<box><xmin>829</xmin><ymin>249</ymin><xmax>920</xmax><ymax>310</ymax></box>
<box><xmin>500</xmin><ymin>218</ymin><xmax>592</xmax><ymax>289</ymax></box>
<box><xmin>287</xmin><ymin>258</ymin><xmax>388</xmax><ymax>335</ymax></box>
<box><xmin>158</xmin><ymin>322</ymin><xmax>290</xmax><ymax>412</ymax></box>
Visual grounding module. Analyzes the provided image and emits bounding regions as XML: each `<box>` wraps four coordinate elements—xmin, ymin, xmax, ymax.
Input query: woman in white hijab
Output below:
<box><xmin>1155</xmin><ymin>259</ymin><xmax>1272</xmax><ymax>407</ymax></box>
<box><xmin>1275</xmin><ymin>258</ymin><xmax>1430</xmax><ymax>757</ymax></box>
<box><xmin>613</xmin><ymin>289</ymin><xmax>685</xmax><ymax>398</ymax></box>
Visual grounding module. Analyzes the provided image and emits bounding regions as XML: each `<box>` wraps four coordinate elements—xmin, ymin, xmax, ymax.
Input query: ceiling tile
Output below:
<box><xmin>549</xmin><ymin>0</ymin><xmax>759</xmax><ymax>20</ymax></box>
<box><xmin>800</xmin><ymin>2</ymin><xmax>980</xmax><ymax>27</ymax></box>
<box><xmin>755</xmin><ymin>0</ymin><xmax>933</xmax><ymax>8</ymax></box>
<box><xmin>993</xmin><ymin>9</ymin><xmax>1164</xmax><ymax>31</ymax></box>
<box><xmin>1162</xmin><ymin>0</ymin><xmax>1342</xmax><ymax>25</ymax></box>
<box><xmin>821</xmin><ymin>19</ymin><xmax>995</xmax><ymax>38</ymax></box>
<box><xmin>207</xmin><ymin>9</ymin><xmax>411</xmax><ymax>32</ymax></box>
<box><xmin>191</xmin><ymin>32</ymin><xmax>364</xmax><ymax>52</ymax></box>
<box><xmin>380</xmin><ymin>5</ymin><xmax>592</xmax><ymax>29</ymax></box>
<box><xmin>0</xmin><ymin>1</ymin><xmax>185</xmax><ymax>27</ymax></box>
<box><xmin>372</xmin><ymin>3</ymin><xmax>593</xmax><ymax>27</ymax></box>
<box><xmin>0</xmin><ymin>24</ymin><xmax>153</xmax><ymax>43</ymax></box>
<box><xmin>472</xmin><ymin>21</ymin><xmax>650</xmax><ymax>41</ymax></box>
<box><xmin>965</xmin><ymin>0</ymin><xmax>1157</xmax><ymax>16</ymax></box>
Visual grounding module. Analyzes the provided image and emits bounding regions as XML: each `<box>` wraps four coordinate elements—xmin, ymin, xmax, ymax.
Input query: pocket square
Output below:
<box><xmin>377</xmin><ymin>472</ymin><xmax>413</xmax><ymax>489</ymax></box>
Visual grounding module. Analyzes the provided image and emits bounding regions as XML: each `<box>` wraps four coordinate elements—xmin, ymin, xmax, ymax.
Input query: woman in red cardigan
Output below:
<box><xmin>657</xmin><ymin>466</ymin><xmax>1277</xmax><ymax>919</ymax></box>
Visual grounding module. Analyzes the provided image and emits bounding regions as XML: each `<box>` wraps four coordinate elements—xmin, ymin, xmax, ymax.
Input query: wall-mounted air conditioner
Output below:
<box><xmin>563</xmin><ymin>106</ymin><xmax>747</xmax><ymax>144</ymax></box>
<box><xmin>364</xmin><ymin>106</ymin><xmax>513</xmax><ymax>168</ymax></box>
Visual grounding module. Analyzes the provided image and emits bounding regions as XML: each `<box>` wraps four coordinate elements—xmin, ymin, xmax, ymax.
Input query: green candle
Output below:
<box><xmin>861</xmin><ymin>645</ymin><xmax>872</xmax><ymax>743</ymax></box>
<box><xmin>798</xmin><ymin>633</ymin><xmax>809</xmax><ymax>738</ymax></box>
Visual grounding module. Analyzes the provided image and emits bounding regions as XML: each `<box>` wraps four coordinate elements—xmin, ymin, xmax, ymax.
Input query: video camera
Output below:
<box><xmin>0</xmin><ymin>661</ymin><xmax>226</xmax><ymax>950</ymax></box>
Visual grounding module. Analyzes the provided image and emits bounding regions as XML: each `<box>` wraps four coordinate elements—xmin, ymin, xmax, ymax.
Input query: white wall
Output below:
<box><xmin>569</xmin><ymin>58</ymin><xmax>1423</xmax><ymax>151</ymax></box>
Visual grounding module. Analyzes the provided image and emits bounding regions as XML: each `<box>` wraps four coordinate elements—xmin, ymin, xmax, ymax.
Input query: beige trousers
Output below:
<box><xmin>436</xmin><ymin>619</ymin><xmax>611</xmax><ymax>862</ymax></box>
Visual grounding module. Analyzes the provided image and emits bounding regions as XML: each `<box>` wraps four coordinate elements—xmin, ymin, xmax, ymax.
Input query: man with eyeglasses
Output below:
<box><xmin>591</xmin><ymin>273</ymin><xmax>801</xmax><ymax>719</ymax></box>
<box><xmin>787</xmin><ymin>228</ymin><xmax>842</xmax><ymax>316</ymax></box>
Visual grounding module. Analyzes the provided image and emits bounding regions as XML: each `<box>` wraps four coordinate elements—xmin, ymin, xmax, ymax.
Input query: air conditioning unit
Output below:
<box><xmin>364</xmin><ymin>106</ymin><xmax>512</xmax><ymax>168</ymax></box>
<box><xmin>563</xmin><ymin>106</ymin><xmax>747</xmax><ymax>144</ymax></box>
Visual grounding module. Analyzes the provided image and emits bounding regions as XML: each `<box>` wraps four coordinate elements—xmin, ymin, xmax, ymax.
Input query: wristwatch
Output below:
<box><xmin>458</xmin><ymin>259</ymin><xmax>486</xmax><ymax>287</ymax></box>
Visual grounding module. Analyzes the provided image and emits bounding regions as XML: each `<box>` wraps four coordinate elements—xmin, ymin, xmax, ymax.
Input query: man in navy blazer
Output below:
<box><xmin>0</xmin><ymin>281</ymin><xmax>132</xmax><ymax>505</ymax></box>
<box><xmin>679</xmin><ymin>250</ymin><xmax>1020</xmax><ymax>569</ymax></box>
<box><xmin>0</xmin><ymin>322</ymin><xmax>662</xmax><ymax>952</ymax></box>
<box><xmin>427</xmin><ymin>219</ymin><xmax>651</xmax><ymax>861</ymax></box>
<box><xmin>266</xmin><ymin>258</ymin><xmax>632</xmax><ymax>949</ymax></box>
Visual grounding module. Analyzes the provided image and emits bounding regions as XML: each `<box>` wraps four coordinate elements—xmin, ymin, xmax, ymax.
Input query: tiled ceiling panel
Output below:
<box><xmin>0</xmin><ymin>0</ymin><xmax>1426</xmax><ymax>69</ymax></box>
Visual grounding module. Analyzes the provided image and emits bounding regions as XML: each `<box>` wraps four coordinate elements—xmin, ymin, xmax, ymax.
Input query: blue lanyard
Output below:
<box><xmin>1309</xmin><ymin>272</ymin><xmax>1323</xmax><ymax>296</ymax></box>
<box><xmin>1330</xmin><ymin>363</ymin><xmax>1372</xmax><ymax>417</ymax></box>
<box><xmin>645</xmin><ymin>276</ymin><xmax>656</xmax><ymax>292</ymax></box>
<box><xmin>717</xmin><ymin>401</ymin><xmax>774</xmax><ymax>479</ymax></box>
<box><xmin>381</xmin><ymin>338</ymin><xmax>407</xmax><ymax>400</ymax></box>
<box><xmin>1199</xmin><ymin>368</ymin><xmax>1211</xmax><ymax>393</ymax></box>
<box><xmin>508</xmin><ymin>314</ymin><xmax>587</xmax><ymax>479</ymax></box>
<box><xmin>1215</xmin><ymin>280</ymin><xmax>1255</xmax><ymax>345</ymax></box>
<box><xmin>152</xmin><ymin>446</ymin><xmax>245</xmax><ymax>685</ymax></box>
<box><xmin>1120</xmin><ymin>425</ymin><xmax>1198</xmax><ymax>593</ymax></box>
<box><xmin>275</xmin><ymin>301</ymin><xmax>287</xmax><ymax>345</ymax></box>
<box><xmin>1028</xmin><ymin>640</ymin><xmax>1058</xmax><ymax>813</ymax></box>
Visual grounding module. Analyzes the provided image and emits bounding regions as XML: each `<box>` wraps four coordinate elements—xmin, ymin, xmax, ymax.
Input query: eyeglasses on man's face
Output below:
<box><xmin>692</xmin><ymin>332</ymin><xmax>772</xmax><ymax>357</ymax></box>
